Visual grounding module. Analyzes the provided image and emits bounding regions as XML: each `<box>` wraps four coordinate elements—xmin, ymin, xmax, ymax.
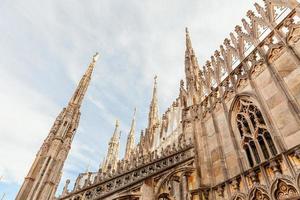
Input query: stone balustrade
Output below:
<box><xmin>59</xmin><ymin>136</ymin><xmax>194</xmax><ymax>200</ymax></box>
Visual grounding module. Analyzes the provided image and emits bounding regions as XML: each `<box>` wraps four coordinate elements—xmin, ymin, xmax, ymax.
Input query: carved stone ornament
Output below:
<box><xmin>236</xmin><ymin>77</ymin><xmax>248</xmax><ymax>91</ymax></box>
<box><xmin>266</xmin><ymin>38</ymin><xmax>285</xmax><ymax>63</ymax></box>
<box><xmin>231</xmin><ymin>178</ymin><xmax>240</xmax><ymax>191</ymax></box>
<box><xmin>249</xmin><ymin>187</ymin><xmax>270</xmax><ymax>200</ymax></box>
<box><xmin>250</xmin><ymin>63</ymin><xmax>266</xmax><ymax>79</ymax></box>
<box><xmin>272</xmin><ymin>179</ymin><xmax>299</xmax><ymax>200</ymax></box>
<box><xmin>217</xmin><ymin>185</ymin><xmax>224</xmax><ymax>197</ymax></box>
<box><xmin>285</xmin><ymin>18</ymin><xmax>300</xmax><ymax>45</ymax></box>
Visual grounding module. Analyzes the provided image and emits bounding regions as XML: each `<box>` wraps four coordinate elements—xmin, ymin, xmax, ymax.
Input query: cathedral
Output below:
<box><xmin>16</xmin><ymin>0</ymin><xmax>300</xmax><ymax>199</ymax></box>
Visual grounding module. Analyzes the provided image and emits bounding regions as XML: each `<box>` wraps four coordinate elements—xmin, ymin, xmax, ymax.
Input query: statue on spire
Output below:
<box><xmin>69</xmin><ymin>52</ymin><xmax>100</xmax><ymax>107</ymax></box>
<box><xmin>93</xmin><ymin>52</ymin><xmax>100</xmax><ymax>62</ymax></box>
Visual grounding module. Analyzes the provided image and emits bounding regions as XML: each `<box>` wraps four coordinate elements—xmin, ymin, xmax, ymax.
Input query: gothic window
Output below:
<box><xmin>235</xmin><ymin>98</ymin><xmax>277</xmax><ymax>167</ymax></box>
<box><xmin>250</xmin><ymin>141</ymin><xmax>261</xmax><ymax>164</ymax></box>
<box><xmin>244</xmin><ymin>145</ymin><xmax>254</xmax><ymax>167</ymax></box>
<box><xmin>265</xmin><ymin>132</ymin><xmax>277</xmax><ymax>156</ymax></box>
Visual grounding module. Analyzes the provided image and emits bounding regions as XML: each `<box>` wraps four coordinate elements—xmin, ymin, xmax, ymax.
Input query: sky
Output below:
<box><xmin>0</xmin><ymin>0</ymin><xmax>262</xmax><ymax>199</ymax></box>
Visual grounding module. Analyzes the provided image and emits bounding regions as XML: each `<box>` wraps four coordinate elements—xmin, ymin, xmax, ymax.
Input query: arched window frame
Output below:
<box><xmin>231</xmin><ymin>95</ymin><xmax>278</xmax><ymax>168</ymax></box>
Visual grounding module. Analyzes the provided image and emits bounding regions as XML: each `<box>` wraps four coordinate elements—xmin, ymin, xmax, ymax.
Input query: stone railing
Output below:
<box><xmin>59</xmin><ymin>139</ymin><xmax>194</xmax><ymax>200</ymax></box>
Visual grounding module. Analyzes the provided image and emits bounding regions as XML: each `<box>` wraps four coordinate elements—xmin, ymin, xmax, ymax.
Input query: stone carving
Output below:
<box><xmin>274</xmin><ymin>180</ymin><xmax>298</xmax><ymax>199</ymax></box>
<box><xmin>249</xmin><ymin>187</ymin><xmax>270</xmax><ymax>200</ymax></box>
<box><xmin>59</xmin><ymin>141</ymin><xmax>194</xmax><ymax>200</ymax></box>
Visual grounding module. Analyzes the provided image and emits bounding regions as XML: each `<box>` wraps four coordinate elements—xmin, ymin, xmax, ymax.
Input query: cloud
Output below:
<box><xmin>0</xmin><ymin>0</ymin><xmax>263</xmax><ymax>197</ymax></box>
<box><xmin>0</xmin><ymin>70</ymin><xmax>59</xmax><ymax>184</ymax></box>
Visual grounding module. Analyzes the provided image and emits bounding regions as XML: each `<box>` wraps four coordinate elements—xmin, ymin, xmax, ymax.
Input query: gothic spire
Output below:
<box><xmin>148</xmin><ymin>76</ymin><xmax>160</xmax><ymax>129</ymax></box>
<box><xmin>69</xmin><ymin>52</ymin><xmax>99</xmax><ymax>107</ymax></box>
<box><xmin>16</xmin><ymin>53</ymin><xmax>99</xmax><ymax>200</ymax></box>
<box><xmin>102</xmin><ymin>120</ymin><xmax>121</xmax><ymax>172</ymax></box>
<box><xmin>184</xmin><ymin>28</ymin><xmax>201</xmax><ymax>95</ymax></box>
<box><xmin>125</xmin><ymin>108</ymin><xmax>136</xmax><ymax>160</ymax></box>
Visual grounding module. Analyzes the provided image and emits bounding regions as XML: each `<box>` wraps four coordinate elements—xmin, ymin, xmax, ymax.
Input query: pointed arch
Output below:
<box><xmin>154</xmin><ymin>166</ymin><xmax>194</xmax><ymax>198</ymax></box>
<box><xmin>270</xmin><ymin>178</ymin><xmax>299</xmax><ymax>200</ymax></box>
<box><xmin>229</xmin><ymin>94</ymin><xmax>278</xmax><ymax>167</ymax></box>
<box><xmin>230</xmin><ymin>192</ymin><xmax>246</xmax><ymax>200</ymax></box>
<box><xmin>248</xmin><ymin>186</ymin><xmax>270</xmax><ymax>200</ymax></box>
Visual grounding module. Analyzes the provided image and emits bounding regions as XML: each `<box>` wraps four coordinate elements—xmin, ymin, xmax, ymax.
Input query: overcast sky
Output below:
<box><xmin>0</xmin><ymin>0</ymin><xmax>262</xmax><ymax>198</ymax></box>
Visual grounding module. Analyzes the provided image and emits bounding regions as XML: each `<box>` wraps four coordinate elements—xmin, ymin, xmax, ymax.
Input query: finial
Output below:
<box><xmin>154</xmin><ymin>75</ymin><xmax>158</xmax><ymax>84</ymax></box>
<box><xmin>206</xmin><ymin>60</ymin><xmax>211</xmax><ymax>67</ymax></box>
<box><xmin>224</xmin><ymin>38</ymin><xmax>230</xmax><ymax>46</ymax></box>
<box><xmin>92</xmin><ymin>52</ymin><xmax>100</xmax><ymax>63</ymax></box>
<box><xmin>185</xmin><ymin>27</ymin><xmax>189</xmax><ymax>34</ymax></box>
<box><xmin>115</xmin><ymin>119</ymin><xmax>119</xmax><ymax>127</ymax></box>
<box><xmin>247</xmin><ymin>10</ymin><xmax>255</xmax><ymax>18</ymax></box>
<box><xmin>235</xmin><ymin>25</ymin><xmax>242</xmax><ymax>34</ymax></box>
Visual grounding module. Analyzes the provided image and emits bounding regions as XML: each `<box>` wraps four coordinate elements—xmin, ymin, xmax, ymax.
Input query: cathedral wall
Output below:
<box><xmin>191</xmin><ymin>9</ymin><xmax>300</xmax><ymax>199</ymax></box>
<box><xmin>195</xmin><ymin>120</ymin><xmax>211</xmax><ymax>186</ymax></box>
<box><xmin>205</xmin><ymin>114</ymin><xmax>226</xmax><ymax>184</ymax></box>
<box><xmin>270</xmin><ymin>50</ymin><xmax>300</xmax><ymax>148</ymax></box>
<box><xmin>194</xmin><ymin>57</ymin><xmax>300</xmax><ymax>197</ymax></box>
<box><xmin>253</xmin><ymin>61</ymin><xmax>300</xmax><ymax>149</ymax></box>
<box><xmin>214</xmin><ymin>102</ymin><xmax>241</xmax><ymax>179</ymax></box>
